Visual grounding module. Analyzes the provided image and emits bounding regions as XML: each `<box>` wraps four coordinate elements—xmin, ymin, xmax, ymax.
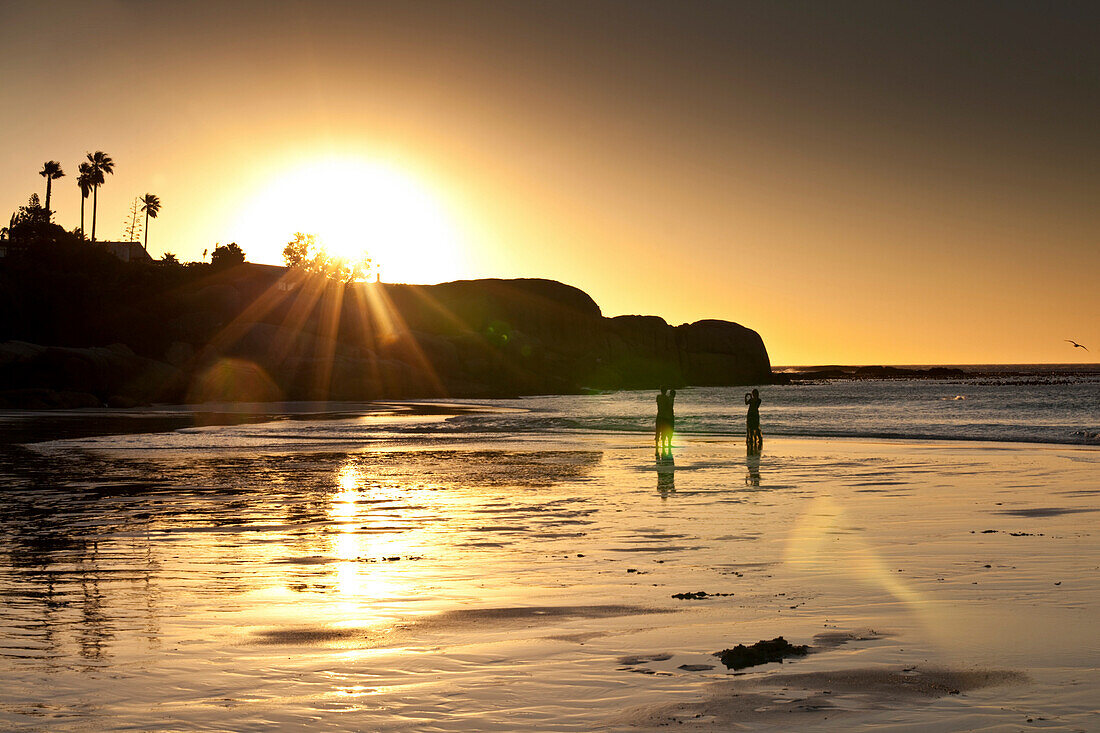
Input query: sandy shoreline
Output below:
<box><xmin>1</xmin><ymin>422</ymin><xmax>1098</xmax><ymax>730</ymax></box>
<box><xmin>0</xmin><ymin>400</ymin><xmax>502</xmax><ymax>446</ymax></box>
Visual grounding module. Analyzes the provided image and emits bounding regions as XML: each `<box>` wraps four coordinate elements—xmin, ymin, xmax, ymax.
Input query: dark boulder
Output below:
<box><xmin>675</xmin><ymin>319</ymin><xmax>772</xmax><ymax>386</ymax></box>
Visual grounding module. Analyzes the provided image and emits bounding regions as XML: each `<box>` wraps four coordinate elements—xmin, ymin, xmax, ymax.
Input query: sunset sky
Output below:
<box><xmin>2</xmin><ymin>1</ymin><xmax>1097</xmax><ymax>365</ymax></box>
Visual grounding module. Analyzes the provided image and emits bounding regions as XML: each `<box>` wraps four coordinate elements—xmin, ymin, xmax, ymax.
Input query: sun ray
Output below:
<box><xmin>193</xmin><ymin>268</ymin><xmax>301</xmax><ymax>366</ymax></box>
<box><xmin>310</xmin><ymin>279</ymin><xmax>345</xmax><ymax>400</ymax></box>
<box><xmin>401</xmin><ymin>284</ymin><xmax>478</xmax><ymax>337</ymax></box>
<box><xmin>354</xmin><ymin>282</ymin><xmax>448</xmax><ymax>396</ymax></box>
<box><xmin>395</xmin><ymin>282</ymin><xmax>551</xmax><ymax>390</ymax></box>
<box><xmin>269</xmin><ymin>273</ymin><xmax>329</xmax><ymax>365</ymax></box>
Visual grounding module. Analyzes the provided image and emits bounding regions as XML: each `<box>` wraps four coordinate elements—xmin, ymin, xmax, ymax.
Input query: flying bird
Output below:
<box><xmin>1065</xmin><ymin>340</ymin><xmax>1089</xmax><ymax>351</ymax></box>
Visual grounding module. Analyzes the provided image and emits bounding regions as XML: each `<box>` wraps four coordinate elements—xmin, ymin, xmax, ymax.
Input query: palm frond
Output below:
<box><xmin>140</xmin><ymin>193</ymin><xmax>162</xmax><ymax>217</ymax></box>
<box><xmin>39</xmin><ymin>160</ymin><xmax>65</xmax><ymax>179</ymax></box>
<box><xmin>87</xmin><ymin>151</ymin><xmax>115</xmax><ymax>176</ymax></box>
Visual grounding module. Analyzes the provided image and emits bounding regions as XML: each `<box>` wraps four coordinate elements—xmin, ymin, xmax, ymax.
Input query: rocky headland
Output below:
<box><xmin>0</xmin><ymin>262</ymin><xmax>773</xmax><ymax>408</ymax></box>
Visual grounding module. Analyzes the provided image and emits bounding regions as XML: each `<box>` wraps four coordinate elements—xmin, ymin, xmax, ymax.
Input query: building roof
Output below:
<box><xmin>100</xmin><ymin>241</ymin><xmax>152</xmax><ymax>263</ymax></box>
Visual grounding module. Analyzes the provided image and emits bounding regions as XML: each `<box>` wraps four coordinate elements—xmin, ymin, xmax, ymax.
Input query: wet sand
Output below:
<box><xmin>1</xmin><ymin>418</ymin><xmax>1098</xmax><ymax>731</ymax></box>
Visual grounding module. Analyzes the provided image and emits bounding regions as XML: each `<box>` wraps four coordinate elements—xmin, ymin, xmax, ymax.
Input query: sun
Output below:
<box><xmin>230</xmin><ymin>155</ymin><xmax>466</xmax><ymax>283</ymax></box>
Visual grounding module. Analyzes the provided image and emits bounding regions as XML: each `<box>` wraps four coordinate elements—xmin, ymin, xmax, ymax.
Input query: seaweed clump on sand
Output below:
<box><xmin>671</xmin><ymin>591</ymin><xmax>734</xmax><ymax>600</ymax></box>
<box><xmin>713</xmin><ymin>637</ymin><xmax>809</xmax><ymax>670</ymax></box>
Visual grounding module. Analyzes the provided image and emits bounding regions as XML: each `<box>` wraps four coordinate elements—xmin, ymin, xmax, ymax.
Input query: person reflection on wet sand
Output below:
<box><xmin>657</xmin><ymin>461</ymin><xmax>676</xmax><ymax>497</ymax></box>
<box><xmin>745</xmin><ymin>452</ymin><xmax>761</xmax><ymax>487</ymax></box>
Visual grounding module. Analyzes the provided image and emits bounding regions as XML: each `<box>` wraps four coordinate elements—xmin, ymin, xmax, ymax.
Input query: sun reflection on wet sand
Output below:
<box><xmin>315</xmin><ymin>460</ymin><xmax>428</xmax><ymax>625</ymax></box>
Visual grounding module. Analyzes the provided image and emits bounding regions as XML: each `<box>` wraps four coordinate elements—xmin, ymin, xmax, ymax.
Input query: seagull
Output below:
<box><xmin>1065</xmin><ymin>339</ymin><xmax>1089</xmax><ymax>351</ymax></box>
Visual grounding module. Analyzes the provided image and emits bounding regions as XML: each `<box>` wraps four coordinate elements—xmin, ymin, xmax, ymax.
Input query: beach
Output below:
<box><xmin>2</xmin><ymin>399</ymin><xmax>1098</xmax><ymax>731</ymax></box>
<box><xmin>6</xmin><ymin>0</ymin><xmax>1098</xmax><ymax>728</ymax></box>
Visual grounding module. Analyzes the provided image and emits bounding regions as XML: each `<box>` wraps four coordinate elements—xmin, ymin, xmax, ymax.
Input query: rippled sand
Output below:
<box><xmin>1</xmin><ymin>411</ymin><xmax>1098</xmax><ymax>731</ymax></box>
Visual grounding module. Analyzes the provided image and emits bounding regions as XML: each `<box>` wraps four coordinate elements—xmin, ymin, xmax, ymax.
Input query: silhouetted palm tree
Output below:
<box><xmin>86</xmin><ymin>151</ymin><xmax>114</xmax><ymax>241</ymax></box>
<box><xmin>39</xmin><ymin>161</ymin><xmax>65</xmax><ymax>219</ymax></box>
<box><xmin>140</xmin><ymin>193</ymin><xmax>161</xmax><ymax>252</ymax></box>
<box><xmin>76</xmin><ymin>162</ymin><xmax>95</xmax><ymax>239</ymax></box>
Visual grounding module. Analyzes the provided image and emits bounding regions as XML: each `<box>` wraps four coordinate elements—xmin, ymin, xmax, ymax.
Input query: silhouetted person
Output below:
<box><xmin>655</xmin><ymin>387</ymin><xmax>675</xmax><ymax>458</ymax></box>
<box><xmin>655</xmin><ymin>387</ymin><xmax>667</xmax><ymax>453</ymax></box>
<box><xmin>745</xmin><ymin>388</ymin><xmax>762</xmax><ymax>451</ymax></box>
<box><xmin>660</xmin><ymin>385</ymin><xmax>668</xmax><ymax>453</ymax></box>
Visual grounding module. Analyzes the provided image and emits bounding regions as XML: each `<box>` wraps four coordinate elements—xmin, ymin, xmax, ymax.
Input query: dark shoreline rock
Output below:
<box><xmin>714</xmin><ymin>637</ymin><xmax>810</xmax><ymax>670</ymax></box>
<box><xmin>784</xmin><ymin>365</ymin><xmax>968</xmax><ymax>381</ymax></box>
<box><xmin>0</xmin><ymin>387</ymin><xmax>102</xmax><ymax>410</ymax></box>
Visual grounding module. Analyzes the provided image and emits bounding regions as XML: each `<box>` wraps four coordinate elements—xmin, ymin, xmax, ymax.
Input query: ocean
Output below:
<box><xmin>27</xmin><ymin>368</ymin><xmax>1094</xmax><ymax>458</ymax></box>
<box><xmin>435</xmin><ymin>370</ymin><xmax>1100</xmax><ymax>446</ymax></box>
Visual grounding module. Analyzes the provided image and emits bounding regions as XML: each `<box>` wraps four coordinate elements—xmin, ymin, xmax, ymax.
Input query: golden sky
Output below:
<box><xmin>2</xmin><ymin>1</ymin><xmax>1097</xmax><ymax>365</ymax></box>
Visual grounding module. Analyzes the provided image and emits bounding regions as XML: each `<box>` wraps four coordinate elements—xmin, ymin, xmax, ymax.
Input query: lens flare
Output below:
<box><xmin>187</xmin><ymin>358</ymin><xmax>282</xmax><ymax>404</ymax></box>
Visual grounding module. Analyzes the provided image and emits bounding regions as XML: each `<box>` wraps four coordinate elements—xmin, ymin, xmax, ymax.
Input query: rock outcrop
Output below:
<box><xmin>0</xmin><ymin>341</ymin><xmax>184</xmax><ymax>408</ymax></box>
<box><xmin>0</xmin><ymin>269</ymin><xmax>772</xmax><ymax>406</ymax></box>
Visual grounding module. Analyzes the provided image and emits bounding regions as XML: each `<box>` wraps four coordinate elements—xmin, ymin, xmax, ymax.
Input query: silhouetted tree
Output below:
<box><xmin>210</xmin><ymin>242</ymin><xmax>245</xmax><ymax>268</ymax></box>
<box><xmin>38</xmin><ymin>161</ymin><xmax>65</xmax><ymax>219</ymax></box>
<box><xmin>282</xmin><ymin>231</ymin><xmax>374</xmax><ymax>283</ymax></box>
<box><xmin>76</xmin><ymin>162</ymin><xmax>95</xmax><ymax>239</ymax></box>
<box><xmin>159</xmin><ymin>252</ymin><xmax>180</xmax><ymax>266</ymax></box>
<box><xmin>5</xmin><ymin>194</ymin><xmax>69</xmax><ymax>245</ymax></box>
<box><xmin>86</xmin><ymin>151</ymin><xmax>114</xmax><ymax>241</ymax></box>
<box><xmin>140</xmin><ymin>193</ymin><xmax>161</xmax><ymax>252</ymax></box>
<box><xmin>282</xmin><ymin>231</ymin><xmax>314</xmax><ymax>267</ymax></box>
<box><xmin>16</xmin><ymin>194</ymin><xmax>49</xmax><ymax>226</ymax></box>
